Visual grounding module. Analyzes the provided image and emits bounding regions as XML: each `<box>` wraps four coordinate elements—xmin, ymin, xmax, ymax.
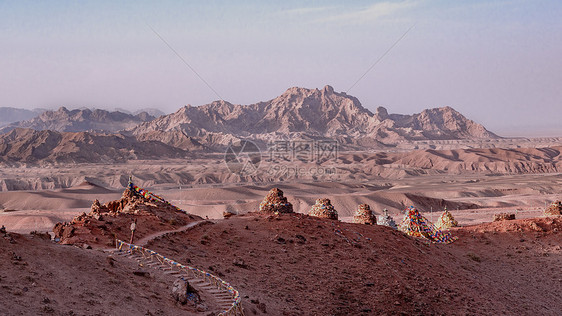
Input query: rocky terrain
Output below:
<box><xmin>1</xmin><ymin>143</ymin><xmax>560</xmax><ymax>188</ymax></box>
<box><xmin>0</xmin><ymin>107</ymin><xmax>156</xmax><ymax>134</ymax></box>
<box><xmin>53</xmin><ymin>184</ymin><xmax>201</xmax><ymax>247</ymax></box>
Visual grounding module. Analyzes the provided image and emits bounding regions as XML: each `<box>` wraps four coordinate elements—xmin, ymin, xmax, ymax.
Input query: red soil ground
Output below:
<box><xmin>1</xmin><ymin>212</ymin><xmax>560</xmax><ymax>315</ymax></box>
<box><xmin>0</xmin><ymin>232</ymin><xmax>203</xmax><ymax>315</ymax></box>
<box><xmin>146</xmin><ymin>213</ymin><xmax>562</xmax><ymax>315</ymax></box>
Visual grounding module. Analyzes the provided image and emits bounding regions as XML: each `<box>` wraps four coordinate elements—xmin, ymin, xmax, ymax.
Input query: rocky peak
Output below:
<box><xmin>322</xmin><ymin>85</ymin><xmax>335</xmax><ymax>94</ymax></box>
<box><xmin>375</xmin><ymin>106</ymin><xmax>389</xmax><ymax>120</ymax></box>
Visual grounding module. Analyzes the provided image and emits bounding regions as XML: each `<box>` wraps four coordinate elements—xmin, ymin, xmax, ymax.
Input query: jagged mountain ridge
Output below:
<box><xmin>0</xmin><ymin>86</ymin><xmax>499</xmax><ymax>156</ymax></box>
<box><xmin>130</xmin><ymin>85</ymin><xmax>498</xmax><ymax>148</ymax></box>
<box><xmin>0</xmin><ymin>107</ymin><xmax>156</xmax><ymax>133</ymax></box>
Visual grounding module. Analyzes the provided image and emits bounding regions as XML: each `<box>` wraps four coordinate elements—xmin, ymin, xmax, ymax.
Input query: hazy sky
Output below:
<box><xmin>1</xmin><ymin>0</ymin><xmax>561</xmax><ymax>136</ymax></box>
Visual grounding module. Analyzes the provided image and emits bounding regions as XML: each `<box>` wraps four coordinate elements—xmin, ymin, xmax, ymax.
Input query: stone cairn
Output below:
<box><xmin>544</xmin><ymin>200</ymin><xmax>562</xmax><ymax>216</ymax></box>
<box><xmin>434</xmin><ymin>209</ymin><xmax>459</xmax><ymax>230</ymax></box>
<box><xmin>377</xmin><ymin>209</ymin><xmax>397</xmax><ymax>229</ymax></box>
<box><xmin>258</xmin><ymin>188</ymin><xmax>294</xmax><ymax>214</ymax></box>
<box><xmin>309</xmin><ymin>198</ymin><xmax>338</xmax><ymax>220</ymax></box>
<box><xmin>353</xmin><ymin>204</ymin><xmax>377</xmax><ymax>225</ymax></box>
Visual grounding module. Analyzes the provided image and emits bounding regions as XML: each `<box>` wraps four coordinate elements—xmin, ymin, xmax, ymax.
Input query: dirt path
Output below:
<box><xmin>136</xmin><ymin>220</ymin><xmax>208</xmax><ymax>246</ymax></box>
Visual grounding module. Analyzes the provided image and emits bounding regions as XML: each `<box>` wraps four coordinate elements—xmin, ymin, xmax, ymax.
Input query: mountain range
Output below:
<box><xmin>0</xmin><ymin>107</ymin><xmax>156</xmax><ymax>133</ymax></box>
<box><xmin>0</xmin><ymin>85</ymin><xmax>499</xmax><ymax>163</ymax></box>
<box><xmin>129</xmin><ymin>85</ymin><xmax>497</xmax><ymax>149</ymax></box>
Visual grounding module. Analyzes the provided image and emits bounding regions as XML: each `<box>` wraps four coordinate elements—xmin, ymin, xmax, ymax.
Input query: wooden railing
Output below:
<box><xmin>115</xmin><ymin>239</ymin><xmax>244</xmax><ymax>316</ymax></box>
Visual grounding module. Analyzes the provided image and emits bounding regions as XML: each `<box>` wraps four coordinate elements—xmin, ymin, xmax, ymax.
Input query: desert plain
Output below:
<box><xmin>1</xmin><ymin>140</ymin><xmax>561</xmax><ymax>232</ymax></box>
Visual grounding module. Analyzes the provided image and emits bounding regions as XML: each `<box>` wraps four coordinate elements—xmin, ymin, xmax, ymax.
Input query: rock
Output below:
<box><xmin>133</xmin><ymin>271</ymin><xmax>150</xmax><ymax>277</ymax></box>
<box><xmin>196</xmin><ymin>304</ymin><xmax>208</xmax><ymax>312</ymax></box>
<box><xmin>53</xmin><ymin>222</ymin><xmax>75</xmax><ymax>240</ymax></box>
<box><xmin>493</xmin><ymin>213</ymin><xmax>516</xmax><ymax>221</ymax></box>
<box><xmin>52</xmin><ymin>222</ymin><xmax>65</xmax><ymax>238</ymax></box>
<box><xmin>309</xmin><ymin>198</ymin><xmax>338</xmax><ymax>220</ymax></box>
<box><xmin>12</xmin><ymin>252</ymin><xmax>22</xmax><ymax>261</ymax></box>
<box><xmin>91</xmin><ymin>199</ymin><xmax>102</xmax><ymax>212</ymax></box>
<box><xmin>82</xmin><ymin>243</ymin><xmax>92</xmax><ymax>250</ymax></box>
<box><xmin>62</xmin><ymin>226</ymin><xmax>75</xmax><ymax>239</ymax></box>
<box><xmin>295</xmin><ymin>234</ymin><xmax>307</xmax><ymax>244</ymax></box>
<box><xmin>544</xmin><ymin>201</ymin><xmax>562</xmax><ymax>216</ymax></box>
<box><xmin>353</xmin><ymin>204</ymin><xmax>377</xmax><ymax>225</ymax></box>
<box><xmin>233</xmin><ymin>258</ymin><xmax>249</xmax><ymax>269</ymax></box>
<box><xmin>273</xmin><ymin>235</ymin><xmax>286</xmax><ymax>244</ymax></box>
<box><xmin>106</xmin><ymin>256</ymin><xmax>115</xmax><ymax>267</ymax></box>
<box><xmin>171</xmin><ymin>278</ymin><xmax>200</xmax><ymax>305</ymax></box>
<box><xmin>30</xmin><ymin>231</ymin><xmax>51</xmax><ymax>240</ymax></box>
<box><xmin>52</xmin><ymin>183</ymin><xmax>190</xmax><ymax>246</ymax></box>
<box><xmin>223</xmin><ymin>210</ymin><xmax>236</xmax><ymax>219</ymax></box>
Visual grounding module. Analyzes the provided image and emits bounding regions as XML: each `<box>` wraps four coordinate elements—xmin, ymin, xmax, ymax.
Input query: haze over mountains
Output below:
<box><xmin>0</xmin><ymin>107</ymin><xmax>157</xmax><ymax>133</ymax></box>
<box><xmin>0</xmin><ymin>85</ymin><xmax>508</xmax><ymax>164</ymax></box>
<box><xmin>0</xmin><ymin>107</ymin><xmax>43</xmax><ymax>127</ymax></box>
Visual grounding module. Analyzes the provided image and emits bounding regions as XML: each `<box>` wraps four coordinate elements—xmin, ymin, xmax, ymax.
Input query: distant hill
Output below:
<box><xmin>0</xmin><ymin>107</ymin><xmax>156</xmax><ymax>133</ymax></box>
<box><xmin>114</xmin><ymin>107</ymin><xmax>166</xmax><ymax>117</ymax></box>
<box><xmin>0</xmin><ymin>128</ymin><xmax>188</xmax><ymax>165</ymax></box>
<box><xmin>130</xmin><ymin>85</ymin><xmax>498</xmax><ymax>149</ymax></box>
<box><xmin>0</xmin><ymin>107</ymin><xmax>43</xmax><ymax>127</ymax></box>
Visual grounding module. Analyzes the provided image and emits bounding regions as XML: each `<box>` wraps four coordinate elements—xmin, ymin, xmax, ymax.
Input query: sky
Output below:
<box><xmin>0</xmin><ymin>0</ymin><xmax>561</xmax><ymax>137</ymax></box>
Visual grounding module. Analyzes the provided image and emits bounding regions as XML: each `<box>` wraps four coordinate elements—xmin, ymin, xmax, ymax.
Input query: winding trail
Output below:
<box><xmin>136</xmin><ymin>220</ymin><xmax>208</xmax><ymax>246</ymax></box>
<box><xmin>108</xmin><ymin>219</ymin><xmax>244</xmax><ymax>315</ymax></box>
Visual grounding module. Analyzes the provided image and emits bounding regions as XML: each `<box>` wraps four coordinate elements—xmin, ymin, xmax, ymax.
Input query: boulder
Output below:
<box><xmin>493</xmin><ymin>213</ymin><xmax>516</xmax><ymax>221</ymax></box>
<box><xmin>172</xmin><ymin>278</ymin><xmax>201</xmax><ymax>305</ymax></box>
<box><xmin>545</xmin><ymin>201</ymin><xmax>562</xmax><ymax>216</ymax></box>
